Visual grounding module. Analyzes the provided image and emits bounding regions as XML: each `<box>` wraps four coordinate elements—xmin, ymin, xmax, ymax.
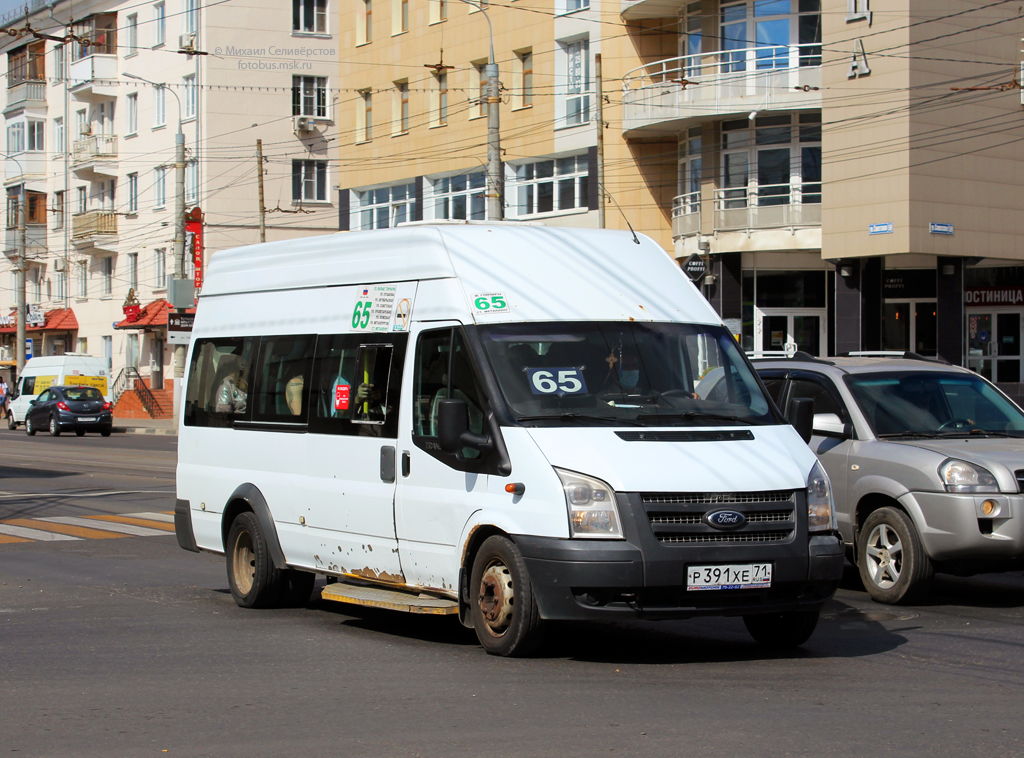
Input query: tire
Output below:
<box><xmin>7</xmin><ymin>412</ymin><xmax>16</xmax><ymax>430</ymax></box>
<box><xmin>25</xmin><ymin>416</ymin><xmax>35</xmax><ymax>436</ymax></box>
<box><xmin>743</xmin><ymin>610</ymin><xmax>820</xmax><ymax>649</ymax></box>
<box><xmin>100</xmin><ymin>428</ymin><xmax>112</xmax><ymax>437</ymax></box>
<box><xmin>469</xmin><ymin>535</ymin><xmax>545</xmax><ymax>657</ymax></box>
<box><xmin>75</xmin><ymin>429</ymin><xmax>86</xmax><ymax>437</ymax></box>
<box><xmin>857</xmin><ymin>506</ymin><xmax>933</xmax><ymax>605</ymax></box>
<box><xmin>49</xmin><ymin>416</ymin><xmax>61</xmax><ymax>437</ymax></box>
<box><xmin>280</xmin><ymin>569</ymin><xmax>316</xmax><ymax>607</ymax></box>
<box><xmin>226</xmin><ymin>511</ymin><xmax>284</xmax><ymax>609</ymax></box>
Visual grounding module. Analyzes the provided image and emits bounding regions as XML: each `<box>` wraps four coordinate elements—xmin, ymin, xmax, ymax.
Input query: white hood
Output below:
<box><xmin>523</xmin><ymin>425</ymin><xmax>814</xmax><ymax>493</ymax></box>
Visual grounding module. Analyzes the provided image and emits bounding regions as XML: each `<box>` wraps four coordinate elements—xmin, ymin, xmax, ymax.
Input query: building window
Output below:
<box><xmin>76</xmin><ymin>109</ymin><xmax>88</xmax><ymax>139</ymax></box>
<box><xmin>292</xmin><ymin>76</ymin><xmax>327</xmax><ymax>117</ymax></box>
<box><xmin>7</xmin><ymin>122</ymin><xmax>25</xmax><ymax>154</ymax></box>
<box><xmin>101</xmin><ymin>256</ymin><xmax>113</xmax><ymax>296</ymax></box>
<box><xmin>56</xmin><ymin>270</ymin><xmax>66</xmax><ymax>301</ymax></box>
<box><xmin>27</xmin><ymin>120</ymin><xmax>44</xmax><ymax>152</ymax></box>
<box><xmin>154</xmin><ymin>2</ymin><xmax>166</xmax><ymax>46</ymax></box>
<box><xmin>561</xmin><ymin>0</ymin><xmax>589</xmax><ymax>12</ymax></box>
<box><xmin>54</xmin><ymin>117</ymin><xmax>64</xmax><ymax>154</ymax></box>
<box><xmin>183</xmin><ymin>75</ymin><xmax>197</xmax><ymax>119</ymax></box>
<box><xmin>392</xmin><ymin>0</ymin><xmax>408</xmax><ymax>34</ymax></box>
<box><xmin>127</xmin><ymin>252</ymin><xmax>138</xmax><ymax>290</ymax></box>
<box><xmin>394</xmin><ymin>80</ymin><xmax>409</xmax><ymax>134</ymax></box>
<box><xmin>430</xmin><ymin>0</ymin><xmax>447</xmax><ymax>23</ymax></box>
<box><xmin>54</xmin><ymin>43</ymin><xmax>64</xmax><ymax>81</ymax></box>
<box><xmin>76</xmin><ymin>262</ymin><xmax>87</xmax><ymax>298</ymax></box>
<box><xmin>354</xmin><ymin>183</ymin><xmax>416</xmax><ymax>229</ymax></box>
<box><xmin>432</xmin><ymin>72</ymin><xmax>448</xmax><ymax>126</ymax></box>
<box><xmin>9</xmin><ymin>190</ymin><xmax>49</xmax><ymax>225</ymax></box>
<box><xmin>358</xmin><ymin>89</ymin><xmax>372</xmax><ymax>142</ymax></box>
<box><xmin>126</xmin><ymin>93</ymin><xmax>138</xmax><ymax>135</ymax></box>
<box><xmin>564</xmin><ymin>38</ymin><xmax>590</xmax><ymax>127</ymax></box>
<box><xmin>186</xmin><ymin>162</ymin><xmax>198</xmax><ymax>203</ymax></box>
<box><xmin>154</xmin><ymin>166</ymin><xmax>167</xmax><ymax>207</ymax></box>
<box><xmin>53</xmin><ymin>191</ymin><xmax>65</xmax><ymax>229</ymax></box>
<box><xmin>800</xmin><ymin>113</ymin><xmax>822</xmax><ymax>204</ymax></box>
<box><xmin>294</xmin><ymin>0</ymin><xmax>327</xmax><ymax>32</ymax></box>
<box><xmin>516</xmin><ymin>49</ymin><xmax>533</xmax><ymax>107</ymax></box>
<box><xmin>292</xmin><ymin>160</ymin><xmax>327</xmax><ymax>202</ymax></box>
<box><xmin>127</xmin><ymin>173</ymin><xmax>139</xmax><ymax>213</ymax></box>
<box><xmin>29</xmin><ymin>268</ymin><xmax>40</xmax><ymax>303</ymax></box>
<box><xmin>431</xmin><ymin>172</ymin><xmax>487</xmax><ymax>220</ymax></box>
<box><xmin>676</xmin><ymin>126</ymin><xmax>702</xmax><ymax>215</ymax></box>
<box><xmin>154</xmin><ymin>247</ymin><xmax>167</xmax><ymax>288</ymax></box>
<box><xmin>508</xmin><ymin>154</ymin><xmax>589</xmax><ymax>217</ymax></box>
<box><xmin>847</xmin><ymin>0</ymin><xmax>870</xmax><ymax>22</ymax></box>
<box><xmin>71</xmin><ymin>14</ymin><xmax>117</xmax><ymax>60</ymax></box>
<box><xmin>154</xmin><ymin>86</ymin><xmax>166</xmax><ymax>127</ymax></box>
<box><xmin>7</xmin><ymin>40</ymin><xmax>45</xmax><ymax>86</ymax></box>
<box><xmin>473</xmin><ymin>62</ymin><xmax>488</xmax><ymax>118</ymax></box>
<box><xmin>359</xmin><ymin>0</ymin><xmax>372</xmax><ymax>44</ymax></box>
<box><xmin>126</xmin><ymin>14</ymin><xmax>138</xmax><ymax>56</ymax></box>
<box><xmin>77</xmin><ymin>186</ymin><xmax>87</xmax><ymax>214</ymax></box>
<box><xmin>186</xmin><ymin>0</ymin><xmax>198</xmax><ymax>34</ymax></box>
<box><xmin>720</xmin><ymin>0</ymin><xmax>821</xmax><ymax>71</ymax></box>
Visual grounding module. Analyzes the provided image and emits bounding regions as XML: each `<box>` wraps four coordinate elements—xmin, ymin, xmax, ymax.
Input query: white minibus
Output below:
<box><xmin>175</xmin><ymin>224</ymin><xmax>844</xmax><ymax>656</ymax></box>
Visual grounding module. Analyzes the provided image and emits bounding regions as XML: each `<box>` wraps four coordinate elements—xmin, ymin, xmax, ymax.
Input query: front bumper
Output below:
<box><xmin>900</xmin><ymin>491</ymin><xmax>1024</xmax><ymax>562</ymax></box>
<box><xmin>515</xmin><ymin>492</ymin><xmax>844</xmax><ymax>622</ymax></box>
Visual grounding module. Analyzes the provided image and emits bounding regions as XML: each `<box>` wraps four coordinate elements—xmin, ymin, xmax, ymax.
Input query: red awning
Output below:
<box><xmin>0</xmin><ymin>308</ymin><xmax>79</xmax><ymax>334</ymax></box>
<box><xmin>115</xmin><ymin>299</ymin><xmax>195</xmax><ymax>330</ymax></box>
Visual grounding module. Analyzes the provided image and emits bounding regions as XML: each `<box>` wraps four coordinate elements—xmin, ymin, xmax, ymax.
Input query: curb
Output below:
<box><xmin>112</xmin><ymin>426</ymin><xmax>177</xmax><ymax>436</ymax></box>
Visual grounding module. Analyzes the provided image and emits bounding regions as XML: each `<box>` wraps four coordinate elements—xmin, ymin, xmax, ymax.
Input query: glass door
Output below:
<box><xmin>882</xmin><ymin>300</ymin><xmax>936</xmax><ymax>356</ymax></box>
<box><xmin>754</xmin><ymin>307</ymin><xmax>825</xmax><ymax>356</ymax></box>
<box><xmin>967</xmin><ymin>311</ymin><xmax>1021</xmax><ymax>382</ymax></box>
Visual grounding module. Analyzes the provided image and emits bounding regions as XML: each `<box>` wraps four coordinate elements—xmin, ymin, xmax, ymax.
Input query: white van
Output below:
<box><xmin>175</xmin><ymin>224</ymin><xmax>844</xmax><ymax>656</ymax></box>
<box><xmin>8</xmin><ymin>353</ymin><xmax>110</xmax><ymax>429</ymax></box>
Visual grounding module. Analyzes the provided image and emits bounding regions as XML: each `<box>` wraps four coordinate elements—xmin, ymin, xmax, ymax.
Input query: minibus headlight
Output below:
<box><xmin>807</xmin><ymin>461</ymin><xmax>835</xmax><ymax>533</ymax></box>
<box><xmin>555</xmin><ymin>468</ymin><xmax>623</xmax><ymax>539</ymax></box>
<box><xmin>940</xmin><ymin>459</ymin><xmax>999</xmax><ymax>493</ymax></box>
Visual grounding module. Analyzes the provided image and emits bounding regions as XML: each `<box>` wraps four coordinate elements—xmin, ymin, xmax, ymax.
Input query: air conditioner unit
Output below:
<box><xmin>178</xmin><ymin>33</ymin><xmax>196</xmax><ymax>51</ymax></box>
<box><xmin>293</xmin><ymin>116</ymin><xmax>312</xmax><ymax>133</ymax></box>
<box><xmin>80</xmin><ymin>125</ymin><xmax>92</xmax><ymax>136</ymax></box>
<box><xmin>53</xmin><ymin>258</ymin><xmax>65</xmax><ymax>271</ymax></box>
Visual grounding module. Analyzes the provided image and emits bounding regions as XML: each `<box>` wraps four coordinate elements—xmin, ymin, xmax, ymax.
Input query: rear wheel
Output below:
<box><xmin>49</xmin><ymin>416</ymin><xmax>60</xmax><ymax>437</ymax></box>
<box><xmin>469</xmin><ymin>535</ymin><xmax>545</xmax><ymax>657</ymax></box>
<box><xmin>75</xmin><ymin>429</ymin><xmax>86</xmax><ymax>437</ymax></box>
<box><xmin>743</xmin><ymin>610</ymin><xmax>820</xmax><ymax>649</ymax></box>
<box><xmin>226</xmin><ymin>511</ymin><xmax>284</xmax><ymax>609</ymax></box>
<box><xmin>857</xmin><ymin>507</ymin><xmax>933</xmax><ymax>604</ymax></box>
<box><xmin>25</xmin><ymin>416</ymin><xmax>35</xmax><ymax>436</ymax></box>
<box><xmin>100</xmin><ymin>428</ymin><xmax>112</xmax><ymax>437</ymax></box>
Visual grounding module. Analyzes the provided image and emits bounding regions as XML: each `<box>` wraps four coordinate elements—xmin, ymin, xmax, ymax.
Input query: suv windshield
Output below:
<box><xmin>846</xmin><ymin>371</ymin><xmax>1024</xmax><ymax>437</ymax></box>
<box><xmin>478</xmin><ymin>322</ymin><xmax>775</xmax><ymax>427</ymax></box>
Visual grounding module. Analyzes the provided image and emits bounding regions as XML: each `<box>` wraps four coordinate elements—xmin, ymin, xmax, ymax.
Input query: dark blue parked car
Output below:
<box><xmin>25</xmin><ymin>385</ymin><xmax>113</xmax><ymax>437</ymax></box>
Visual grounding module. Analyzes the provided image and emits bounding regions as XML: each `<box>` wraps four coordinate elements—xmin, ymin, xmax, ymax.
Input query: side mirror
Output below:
<box><xmin>28</xmin><ymin>399</ymin><xmax>36</xmax><ymax>406</ymax></box>
<box><xmin>813</xmin><ymin>412</ymin><xmax>847</xmax><ymax>438</ymax></box>
<box><xmin>788</xmin><ymin>397</ymin><xmax>814</xmax><ymax>444</ymax></box>
<box><xmin>437</xmin><ymin>398</ymin><xmax>492</xmax><ymax>454</ymax></box>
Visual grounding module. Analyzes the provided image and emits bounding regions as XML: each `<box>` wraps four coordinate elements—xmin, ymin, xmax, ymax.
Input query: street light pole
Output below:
<box><xmin>3</xmin><ymin>154</ymin><xmax>27</xmax><ymax>374</ymax></box>
<box><xmin>125</xmin><ymin>73</ymin><xmax>186</xmax><ymax>418</ymax></box>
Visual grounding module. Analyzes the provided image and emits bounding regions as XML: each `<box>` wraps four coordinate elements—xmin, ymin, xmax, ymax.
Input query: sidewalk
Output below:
<box><xmin>112</xmin><ymin>417</ymin><xmax>177</xmax><ymax>436</ymax></box>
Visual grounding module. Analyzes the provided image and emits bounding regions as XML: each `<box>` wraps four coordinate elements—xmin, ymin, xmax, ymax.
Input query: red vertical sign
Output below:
<box><xmin>186</xmin><ymin>208</ymin><xmax>203</xmax><ymax>294</ymax></box>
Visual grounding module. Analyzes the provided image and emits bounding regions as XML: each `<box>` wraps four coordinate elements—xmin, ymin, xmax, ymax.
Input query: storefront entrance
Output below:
<box><xmin>882</xmin><ymin>300</ymin><xmax>937</xmax><ymax>356</ymax></box>
<box><xmin>966</xmin><ymin>310</ymin><xmax>1021</xmax><ymax>383</ymax></box>
<box><xmin>754</xmin><ymin>308</ymin><xmax>826</xmax><ymax>356</ymax></box>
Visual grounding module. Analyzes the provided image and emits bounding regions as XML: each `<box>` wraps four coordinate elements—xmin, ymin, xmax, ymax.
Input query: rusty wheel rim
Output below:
<box><xmin>232</xmin><ymin>530</ymin><xmax>256</xmax><ymax>595</ymax></box>
<box><xmin>478</xmin><ymin>559</ymin><xmax>515</xmax><ymax>637</ymax></box>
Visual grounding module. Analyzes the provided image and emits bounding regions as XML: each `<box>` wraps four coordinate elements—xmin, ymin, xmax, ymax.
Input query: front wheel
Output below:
<box><xmin>25</xmin><ymin>417</ymin><xmax>35</xmax><ymax>436</ymax></box>
<box><xmin>857</xmin><ymin>507</ymin><xmax>933</xmax><ymax>604</ymax></box>
<box><xmin>49</xmin><ymin>416</ymin><xmax>60</xmax><ymax>437</ymax></box>
<box><xmin>469</xmin><ymin>535</ymin><xmax>545</xmax><ymax>657</ymax></box>
<box><xmin>743</xmin><ymin>610</ymin><xmax>820</xmax><ymax>649</ymax></box>
<box><xmin>226</xmin><ymin>511</ymin><xmax>284</xmax><ymax>609</ymax></box>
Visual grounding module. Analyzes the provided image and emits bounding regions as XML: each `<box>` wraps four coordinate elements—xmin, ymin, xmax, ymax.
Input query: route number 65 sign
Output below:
<box><xmin>527</xmin><ymin>368</ymin><xmax>588</xmax><ymax>396</ymax></box>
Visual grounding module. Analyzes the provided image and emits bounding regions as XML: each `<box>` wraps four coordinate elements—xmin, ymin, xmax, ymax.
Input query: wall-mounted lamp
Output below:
<box><xmin>697</xmin><ymin>237</ymin><xmax>710</xmax><ymax>252</ymax></box>
<box><xmin>942</xmin><ymin>264</ymin><xmax>955</xmax><ymax>276</ymax></box>
<box><xmin>704</xmin><ymin>274</ymin><xmax>717</xmax><ymax>286</ymax></box>
<box><xmin>839</xmin><ymin>265</ymin><xmax>854</xmax><ymax>278</ymax></box>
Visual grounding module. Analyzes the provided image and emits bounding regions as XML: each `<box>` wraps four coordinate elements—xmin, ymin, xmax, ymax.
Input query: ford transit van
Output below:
<box><xmin>8</xmin><ymin>354</ymin><xmax>110</xmax><ymax>429</ymax></box>
<box><xmin>175</xmin><ymin>224</ymin><xmax>844</xmax><ymax>656</ymax></box>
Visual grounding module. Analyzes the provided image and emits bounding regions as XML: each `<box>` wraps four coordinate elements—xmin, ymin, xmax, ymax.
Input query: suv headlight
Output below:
<box><xmin>807</xmin><ymin>460</ymin><xmax>835</xmax><ymax>532</ymax></box>
<box><xmin>940</xmin><ymin>459</ymin><xmax>999</xmax><ymax>493</ymax></box>
<box><xmin>555</xmin><ymin>468</ymin><xmax>623</xmax><ymax>539</ymax></box>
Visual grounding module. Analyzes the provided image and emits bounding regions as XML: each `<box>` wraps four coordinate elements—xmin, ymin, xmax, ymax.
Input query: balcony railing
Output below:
<box><xmin>672</xmin><ymin>191</ymin><xmax>701</xmax><ymax>238</ymax></box>
<box><xmin>73</xmin><ymin>134</ymin><xmax>118</xmax><ymax>165</ymax></box>
<box><xmin>72</xmin><ymin>210</ymin><xmax>117</xmax><ymax>239</ymax></box>
<box><xmin>3</xmin><ymin>223</ymin><xmax>47</xmax><ymax>257</ymax></box>
<box><xmin>5</xmin><ymin>81</ymin><xmax>46</xmax><ymax>111</ymax></box>
<box><xmin>622</xmin><ymin>44</ymin><xmax>822</xmax><ymax>134</ymax></box>
<box><xmin>712</xmin><ymin>183</ymin><xmax>821</xmax><ymax>232</ymax></box>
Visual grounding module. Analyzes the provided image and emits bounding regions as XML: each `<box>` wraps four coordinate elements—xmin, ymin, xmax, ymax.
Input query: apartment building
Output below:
<box><xmin>1</xmin><ymin>0</ymin><xmax>339</xmax><ymax>413</ymax></box>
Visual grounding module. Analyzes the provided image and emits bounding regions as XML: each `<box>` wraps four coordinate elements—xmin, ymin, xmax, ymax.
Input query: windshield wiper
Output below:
<box><xmin>877</xmin><ymin>431</ymin><xmax>943</xmax><ymax>439</ymax></box>
<box><xmin>637</xmin><ymin>411</ymin><xmax>764</xmax><ymax>426</ymax></box>
<box><xmin>515</xmin><ymin>413</ymin><xmax>643</xmax><ymax>427</ymax></box>
<box><xmin>936</xmin><ymin>429</ymin><xmax>1024</xmax><ymax>438</ymax></box>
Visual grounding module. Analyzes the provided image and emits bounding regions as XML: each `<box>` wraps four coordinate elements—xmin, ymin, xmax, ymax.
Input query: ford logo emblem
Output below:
<box><xmin>704</xmin><ymin>509</ymin><xmax>746</xmax><ymax>530</ymax></box>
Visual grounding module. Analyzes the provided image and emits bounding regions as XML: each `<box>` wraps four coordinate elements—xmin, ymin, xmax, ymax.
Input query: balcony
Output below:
<box><xmin>4</xmin><ymin>153</ymin><xmax>47</xmax><ymax>179</ymax></box>
<box><xmin>622</xmin><ymin>45</ymin><xmax>821</xmax><ymax>137</ymax></box>
<box><xmin>72</xmin><ymin>135</ymin><xmax>118</xmax><ymax>177</ymax></box>
<box><xmin>72</xmin><ymin>210</ymin><xmax>117</xmax><ymax>243</ymax></box>
<box><xmin>4</xmin><ymin>81</ymin><xmax>47</xmax><ymax>116</ymax></box>
<box><xmin>68</xmin><ymin>55</ymin><xmax>118</xmax><ymax>100</ymax></box>
<box><xmin>3</xmin><ymin>223</ymin><xmax>47</xmax><ymax>260</ymax></box>
<box><xmin>620</xmin><ymin>0</ymin><xmax>685</xmax><ymax>19</ymax></box>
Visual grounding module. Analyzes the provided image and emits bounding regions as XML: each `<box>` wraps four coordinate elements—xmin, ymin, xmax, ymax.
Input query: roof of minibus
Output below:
<box><xmin>200</xmin><ymin>224</ymin><xmax>720</xmax><ymax>325</ymax></box>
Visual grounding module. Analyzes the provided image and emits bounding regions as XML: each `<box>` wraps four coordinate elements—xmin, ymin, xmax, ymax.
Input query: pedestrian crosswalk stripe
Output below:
<box><xmin>89</xmin><ymin>514</ymin><xmax>176</xmax><ymax>532</ymax></box>
<box><xmin>1</xmin><ymin>518</ymin><xmax>127</xmax><ymax>540</ymax></box>
<box><xmin>0</xmin><ymin>534</ymin><xmax>30</xmax><ymax>544</ymax></box>
<box><xmin>35</xmin><ymin>516</ymin><xmax>169</xmax><ymax>538</ymax></box>
<box><xmin>0</xmin><ymin>523</ymin><xmax>81</xmax><ymax>541</ymax></box>
<box><xmin>122</xmin><ymin>511</ymin><xmax>174</xmax><ymax>523</ymax></box>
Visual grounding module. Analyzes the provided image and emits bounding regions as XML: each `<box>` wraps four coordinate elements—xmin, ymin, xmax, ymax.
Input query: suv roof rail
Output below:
<box><xmin>747</xmin><ymin>350</ymin><xmax>835</xmax><ymax>365</ymax></box>
<box><xmin>840</xmin><ymin>350</ymin><xmax>951</xmax><ymax>365</ymax></box>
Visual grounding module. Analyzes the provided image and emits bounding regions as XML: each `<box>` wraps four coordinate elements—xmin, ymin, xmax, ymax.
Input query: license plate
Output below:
<box><xmin>78</xmin><ymin>417</ymin><xmax>97</xmax><ymax>422</ymax></box>
<box><xmin>686</xmin><ymin>563</ymin><xmax>772</xmax><ymax>591</ymax></box>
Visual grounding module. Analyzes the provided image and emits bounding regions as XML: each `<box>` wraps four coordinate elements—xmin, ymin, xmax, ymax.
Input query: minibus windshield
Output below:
<box><xmin>478</xmin><ymin>322</ymin><xmax>776</xmax><ymax>427</ymax></box>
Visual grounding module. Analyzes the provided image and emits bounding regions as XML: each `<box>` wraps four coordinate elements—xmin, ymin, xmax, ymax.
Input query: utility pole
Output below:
<box><xmin>486</xmin><ymin>59</ymin><xmax>502</xmax><ymax>220</ymax></box>
<box><xmin>256</xmin><ymin>139</ymin><xmax>266</xmax><ymax>243</ymax></box>
<box><xmin>15</xmin><ymin>193</ymin><xmax>26</xmax><ymax>373</ymax></box>
<box><xmin>172</xmin><ymin>128</ymin><xmax>186</xmax><ymax>417</ymax></box>
<box><xmin>595</xmin><ymin>53</ymin><xmax>605</xmax><ymax>229</ymax></box>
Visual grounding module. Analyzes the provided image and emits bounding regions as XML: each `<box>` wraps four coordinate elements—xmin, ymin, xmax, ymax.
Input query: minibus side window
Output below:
<box><xmin>21</xmin><ymin>376</ymin><xmax>35</xmax><ymax>396</ymax></box>
<box><xmin>251</xmin><ymin>335</ymin><xmax>316</xmax><ymax>423</ymax></box>
<box><xmin>183</xmin><ymin>337</ymin><xmax>256</xmax><ymax>427</ymax></box>
<box><xmin>309</xmin><ymin>333</ymin><xmax>406</xmax><ymax>438</ymax></box>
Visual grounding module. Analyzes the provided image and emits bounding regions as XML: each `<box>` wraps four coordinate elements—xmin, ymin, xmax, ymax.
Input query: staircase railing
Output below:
<box><xmin>110</xmin><ymin>366</ymin><xmax>162</xmax><ymax>418</ymax></box>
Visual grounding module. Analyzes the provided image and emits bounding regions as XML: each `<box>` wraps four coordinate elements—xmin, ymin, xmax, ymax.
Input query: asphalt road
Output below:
<box><xmin>1</xmin><ymin>431</ymin><xmax>1022</xmax><ymax>757</ymax></box>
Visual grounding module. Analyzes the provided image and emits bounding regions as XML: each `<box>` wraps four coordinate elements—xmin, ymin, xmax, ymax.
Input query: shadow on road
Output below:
<box><xmin>0</xmin><ymin>464</ymin><xmax>77</xmax><ymax>480</ymax></box>
<box><xmin>836</xmin><ymin>560</ymin><xmax>1024</xmax><ymax>610</ymax></box>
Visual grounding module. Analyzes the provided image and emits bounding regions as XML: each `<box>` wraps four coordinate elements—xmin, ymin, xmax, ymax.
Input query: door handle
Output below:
<box><xmin>380</xmin><ymin>446</ymin><xmax>396</xmax><ymax>483</ymax></box>
<box><xmin>401</xmin><ymin>450</ymin><xmax>411</xmax><ymax>477</ymax></box>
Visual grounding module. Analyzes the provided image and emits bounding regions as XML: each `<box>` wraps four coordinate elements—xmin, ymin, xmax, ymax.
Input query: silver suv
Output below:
<box><xmin>751</xmin><ymin>353</ymin><xmax>1024</xmax><ymax>604</ymax></box>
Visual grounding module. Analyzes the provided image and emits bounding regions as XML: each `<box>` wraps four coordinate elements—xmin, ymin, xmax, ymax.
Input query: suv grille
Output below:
<box><xmin>641</xmin><ymin>490</ymin><xmax>797</xmax><ymax>546</ymax></box>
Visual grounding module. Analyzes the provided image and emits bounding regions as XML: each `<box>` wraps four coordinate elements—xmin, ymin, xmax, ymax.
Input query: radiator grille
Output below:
<box><xmin>660</xmin><ymin>530</ymin><xmax>791</xmax><ymax>544</ymax></box>
<box><xmin>642</xmin><ymin>490</ymin><xmax>795</xmax><ymax>506</ymax></box>
<box><xmin>641</xmin><ymin>491</ymin><xmax>797</xmax><ymax>546</ymax></box>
